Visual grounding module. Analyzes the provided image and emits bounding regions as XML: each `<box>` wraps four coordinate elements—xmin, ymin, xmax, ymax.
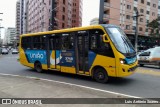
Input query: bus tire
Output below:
<box><xmin>34</xmin><ymin>62</ymin><xmax>43</xmax><ymax>73</ymax></box>
<box><xmin>93</xmin><ymin>68</ymin><xmax>109</xmax><ymax>83</ymax></box>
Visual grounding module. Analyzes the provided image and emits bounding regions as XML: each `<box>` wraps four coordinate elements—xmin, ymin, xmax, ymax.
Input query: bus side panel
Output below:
<box><xmin>55</xmin><ymin>50</ymin><xmax>61</xmax><ymax>70</ymax></box>
<box><xmin>20</xmin><ymin>49</ymin><xmax>48</xmax><ymax>70</ymax></box>
<box><xmin>89</xmin><ymin>54</ymin><xmax>117</xmax><ymax>77</ymax></box>
<box><xmin>50</xmin><ymin>50</ymin><xmax>56</xmax><ymax>68</ymax></box>
<box><xmin>60</xmin><ymin>50</ymin><xmax>76</xmax><ymax>74</ymax></box>
<box><xmin>19</xmin><ymin>48</ymin><xmax>34</xmax><ymax>68</ymax></box>
<box><xmin>49</xmin><ymin>50</ymin><xmax>61</xmax><ymax>70</ymax></box>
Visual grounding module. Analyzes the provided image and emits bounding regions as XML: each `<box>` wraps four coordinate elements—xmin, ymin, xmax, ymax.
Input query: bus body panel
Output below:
<box><xmin>19</xmin><ymin>48</ymin><xmax>48</xmax><ymax>70</ymax></box>
<box><xmin>19</xmin><ymin>48</ymin><xmax>34</xmax><ymax>68</ymax></box>
<box><xmin>50</xmin><ymin>50</ymin><xmax>61</xmax><ymax>70</ymax></box>
<box><xmin>60</xmin><ymin>66</ymin><xmax>76</xmax><ymax>74</ymax></box>
<box><xmin>90</xmin><ymin>55</ymin><xmax>116</xmax><ymax>77</ymax></box>
<box><xmin>50</xmin><ymin>50</ymin><xmax>56</xmax><ymax>68</ymax></box>
<box><xmin>115</xmin><ymin>53</ymin><xmax>138</xmax><ymax>77</ymax></box>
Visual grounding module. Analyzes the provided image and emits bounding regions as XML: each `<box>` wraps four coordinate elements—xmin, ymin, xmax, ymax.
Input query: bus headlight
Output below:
<box><xmin>120</xmin><ymin>58</ymin><xmax>126</xmax><ymax>64</ymax></box>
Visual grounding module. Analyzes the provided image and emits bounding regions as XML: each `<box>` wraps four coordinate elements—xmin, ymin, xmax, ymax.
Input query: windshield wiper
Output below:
<box><xmin>121</xmin><ymin>36</ymin><xmax>130</xmax><ymax>54</ymax></box>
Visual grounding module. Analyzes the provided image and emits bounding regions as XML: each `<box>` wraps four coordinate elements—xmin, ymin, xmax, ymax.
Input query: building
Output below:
<box><xmin>16</xmin><ymin>0</ymin><xmax>21</xmax><ymax>44</ymax></box>
<box><xmin>26</xmin><ymin>0</ymin><xmax>82</xmax><ymax>33</ymax></box>
<box><xmin>0</xmin><ymin>23</ymin><xmax>4</xmax><ymax>46</ymax></box>
<box><xmin>99</xmin><ymin>0</ymin><xmax>160</xmax><ymax>49</ymax></box>
<box><xmin>16</xmin><ymin>0</ymin><xmax>28</xmax><ymax>46</ymax></box>
<box><xmin>0</xmin><ymin>24</ymin><xmax>1</xmax><ymax>46</ymax></box>
<box><xmin>90</xmin><ymin>18</ymin><xmax>99</xmax><ymax>25</ymax></box>
<box><xmin>20</xmin><ymin>0</ymin><xmax>28</xmax><ymax>34</ymax></box>
<box><xmin>99</xmin><ymin>0</ymin><xmax>160</xmax><ymax>36</ymax></box>
<box><xmin>3</xmin><ymin>28</ymin><xmax>16</xmax><ymax>45</ymax></box>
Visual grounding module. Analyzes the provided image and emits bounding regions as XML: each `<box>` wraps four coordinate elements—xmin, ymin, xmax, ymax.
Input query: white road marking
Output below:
<box><xmin>0</xmin><ymin>73</ymin><xmax>141</xmax><ymax>98</ymax></box>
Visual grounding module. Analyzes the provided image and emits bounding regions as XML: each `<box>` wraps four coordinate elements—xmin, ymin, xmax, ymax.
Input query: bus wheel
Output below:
<box><xmin>34</xmin><ymin>62</ymin><xmax>43</xmax><ymax>73</ymax></box>
<box><xmin>93</xmin><ymin>68</ymin><xmax>109</xmax><ymax>83</ymax></box>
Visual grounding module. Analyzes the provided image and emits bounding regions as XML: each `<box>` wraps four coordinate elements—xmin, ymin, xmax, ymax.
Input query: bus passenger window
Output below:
<box><xmin>89</xmin><ymin>29</ymin><xmax>104</xmax><ymax>50</ymax></box>
<box><xmin>61</xmin><ymin>33</ymin><xmax>74</xmax><ymax>50</ymax></box>
<box><xmin>90</xmin><ymin>35</ymin><xmax>97</xmax><ymax>50</ymax></box>
<box><xmin>21</xmin><ymin>37</ymin><xmax>32</xmax><ymax>50</ymax></box>
<box><xmin>32</xmin><ymin>36</ymin><xmax>46</xmax><ymax>50</ymax></box>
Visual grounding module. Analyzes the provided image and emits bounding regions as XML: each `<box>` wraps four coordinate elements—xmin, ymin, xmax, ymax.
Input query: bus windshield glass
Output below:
<box><xmin>105</xmin><ymin>27</ymin><xmax>135</xmax><ymax>55</ymax></box>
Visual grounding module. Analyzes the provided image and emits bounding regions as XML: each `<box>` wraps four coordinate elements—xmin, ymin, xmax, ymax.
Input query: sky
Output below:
<box><xmin>0</xmin><ymin>0</ymin><xmax>99</xmax><ymax>39</ymax></box>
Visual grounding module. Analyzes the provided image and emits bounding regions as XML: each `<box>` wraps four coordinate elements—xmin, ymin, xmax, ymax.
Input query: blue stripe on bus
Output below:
<box><xmin>88</xmin><ymin>51</ymin><xmax>97</xmax><ymax>68</ymax></box>
<box><xmin>125</xmin><ymin>57</ymin><xmax>137</xmax><ymax>64</ymax></box>
<box><xmin>25</xmin><ymin>50</ymin><xmax>47</xmax><ymax>64</ymax></box>
<box><xmin>60</xmin><ymin>50</ymin><xmax>75</xmax><ymax>67</ymax></box>
<box><xmin>24</xmin><ymin>50</ymin><xmax>96</xmax><ymax>69</ymax></box>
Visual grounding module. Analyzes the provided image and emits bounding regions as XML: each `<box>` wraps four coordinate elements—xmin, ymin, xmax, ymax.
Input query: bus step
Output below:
<box><xmin>48</xmin><ymin>68</ymin><xmax>60</xmax><ymax>71</ymax></box>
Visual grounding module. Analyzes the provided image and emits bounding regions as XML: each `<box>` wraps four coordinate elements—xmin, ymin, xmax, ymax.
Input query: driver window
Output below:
<box><xmin>89</xmin><ymin>29</ymin><xmax>114</xmax><ymax>57</ymax></box>
<box><xmin>89</xmin><ymin>29</ymin><xmax>109</xmax><ymax>50</ymax></box>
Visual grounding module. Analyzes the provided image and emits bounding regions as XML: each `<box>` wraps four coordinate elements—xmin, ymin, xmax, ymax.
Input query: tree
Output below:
<box><xmin>147</xmin><ymin>18</ymin><xmax>160</xmax><ymax>37</ymax></box>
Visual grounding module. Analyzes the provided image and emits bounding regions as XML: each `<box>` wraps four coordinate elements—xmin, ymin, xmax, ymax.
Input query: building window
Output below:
<box><xmin>134</xmin><ymin>7</ymin><xmax>137</xmax><ymax>11</ymax></box>
<box><xmin>147</xmin><ymin>2</ymin><xmax>150</xmax><ymax>6</ymax></box>
<box><xmin>62</xmin><ymin>23</ymin><xmax>65</xmax><ymax>28</ymax></box>
<box><xmin>134</xmin><ymin>0</ymin><xmax>138</xmax><ymax>2</ymax></box>
<box><xmin>146</xmin><ymin>28</ymin><xmax>148</xmax><ymax>32</ymax></box>
<box><xmin>140</xmin><ymin>18</ymin><xmax>143</xmax><ymax>22</ymax></box>
<box><xmin>139</xmin><ymin>27</ymin><xmax>143</xmax><ymax>31</ymax></box>
<box><xmin>153</xmin><ymin>4</ymin><xmax>156</xmax><ymax>8</ymax></box>
<box><xmin>63</xmin><ymin>7</ymin><xmax>65</xmax><ymax>12</ymax></box>
<box><xmin>146</xmin><ymin>11</ymin><xmax>150</xmax><ymax>15</ymax></box>
<box><xmin>127</xmin><ymin>5</ymin><xmax>131</xmax><ymax>10</ymax></box>
<box><xmin>62</xmin><ymin>15</ymin><xmax>65</xmax><ymax>20</ymax></box>
<box><xmin>126</xmin><ymin>25</ymin><xmax>130</xmax><ymax>30</ymax></box>
<box><xmin>132</xmin><ymin>26</ymin><xmax>136</xmax><ymax>30</ymax></box>
<box><xmin>63</xmin><ymin>0</ymin><xmax>65</xmax><ymax>4</ymax></box>
<box><xmin>126</xmin><ymin>15</ymin><xmax>130</xmax><ymax>19</ymax></box>
<box><xmin>140</xmin><ymin>9</ymin><xmax>144</xmax><ymax>13</ymax></box>
<box><xmin>141</xmin><ymin>0</ymin><xmax>144</xmax><ymax>4</ymax></box>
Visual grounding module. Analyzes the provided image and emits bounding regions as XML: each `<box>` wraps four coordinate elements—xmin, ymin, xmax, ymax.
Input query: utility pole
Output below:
<box><xmin>133</xmin><ymin>8</ymin><xmax>143</xmax><ymax>53</ymax></box>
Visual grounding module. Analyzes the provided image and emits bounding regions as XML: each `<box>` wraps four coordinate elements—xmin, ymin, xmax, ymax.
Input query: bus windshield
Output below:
<box><xmin>105</xmin><ymin>27</ymin><xmax>135</xmax><ymax>56</ymax></box>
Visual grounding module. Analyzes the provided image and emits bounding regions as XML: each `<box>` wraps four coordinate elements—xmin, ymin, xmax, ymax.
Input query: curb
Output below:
<box><xmin>137</xmin><ymin>68</ymin><xmax>160</xmax><ymax>76</ymax></box>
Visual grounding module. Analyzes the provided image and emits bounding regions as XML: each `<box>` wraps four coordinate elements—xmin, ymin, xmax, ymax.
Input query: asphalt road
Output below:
<box><xmin>0</xmin><ymin>54</ymin><xmax>160</xmax><ymax>98</ymax></box>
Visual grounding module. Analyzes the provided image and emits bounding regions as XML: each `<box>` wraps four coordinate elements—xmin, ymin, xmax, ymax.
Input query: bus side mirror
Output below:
<box><xmin>103</xmin><ymin>34</ymin><xmax>109</xmax><ymax>43</ymax></box>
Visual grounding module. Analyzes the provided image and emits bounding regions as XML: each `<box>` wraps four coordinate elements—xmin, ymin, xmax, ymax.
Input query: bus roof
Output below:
<box><xmin>20</xmin><ymin>24</ymin><xmax>118</xmax><ymax>37</ymax></box>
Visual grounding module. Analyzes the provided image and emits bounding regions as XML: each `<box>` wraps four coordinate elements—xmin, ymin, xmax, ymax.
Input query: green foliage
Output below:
<box><xmin>147</xmin><ymin>18</ymin><xmax>160</xmax><ymax>37</ymax></box>
<box><xmin>147</xmin><ymin>19</ymin><xmax>159</xmax><ymax>28</ymax></box>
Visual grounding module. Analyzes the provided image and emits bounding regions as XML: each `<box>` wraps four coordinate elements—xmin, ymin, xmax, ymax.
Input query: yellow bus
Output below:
<box><xmin>19</xmin><ymin>24</ymin><xmax>138</xmax><ymax>83</ymax></box>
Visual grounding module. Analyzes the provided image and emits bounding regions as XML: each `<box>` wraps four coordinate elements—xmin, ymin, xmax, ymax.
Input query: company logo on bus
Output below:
<box><xmin>30</xmin><ymin>53</ymin><xmax>44</xmax><ymax>59</ymax></box>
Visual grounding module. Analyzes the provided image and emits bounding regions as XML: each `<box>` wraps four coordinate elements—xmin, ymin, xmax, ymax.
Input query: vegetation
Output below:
<box><xmin>147</xmin><ymin>18</ymin><xmax>160</xmax><ymax>37</ymax></box>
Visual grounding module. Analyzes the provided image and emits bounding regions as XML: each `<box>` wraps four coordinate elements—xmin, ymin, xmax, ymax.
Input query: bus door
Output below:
<box><xmin>48</xmin><ymin>35</ymin><xmax>61</xmax><ymax>70</ymax></box>
<box><xmin>76</xmin><ymin>31</ymin><xmax>89</xmax><ymax>74</ymax></box>
<box><xmin>60</xmin><ymin>33</ymin><xmax>76</xmax><ymax>74</ymax></box>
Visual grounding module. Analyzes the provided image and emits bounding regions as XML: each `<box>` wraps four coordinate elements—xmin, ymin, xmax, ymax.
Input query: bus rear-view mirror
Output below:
<box><xmin>103</xmin><ymin>34</ymin><xmax>109</xmax><ymax>43</ymax></box>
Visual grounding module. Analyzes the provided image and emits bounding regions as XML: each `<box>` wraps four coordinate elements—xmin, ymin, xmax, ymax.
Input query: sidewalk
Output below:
<box><xmin>137</xmin><ymin>67</ymin><xmax>160</xmax><ymax>76</ymax></box>
<box><xmin>0</xmin><ymin>74</ymin><xmax>157</xmax><ymax>107</ymax></box>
